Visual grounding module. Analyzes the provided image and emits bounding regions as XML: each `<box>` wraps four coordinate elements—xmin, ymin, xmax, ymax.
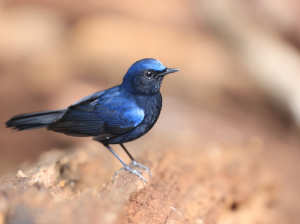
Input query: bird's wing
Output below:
<box><xmin>70</xmin><ymin>90</ymin><xmax>104</xmax><ymax>107</ymax></box>
<box><xmin>48</xmin><ymin>88</ymin><xmax>144</xmax><ymax>138</ymax></box>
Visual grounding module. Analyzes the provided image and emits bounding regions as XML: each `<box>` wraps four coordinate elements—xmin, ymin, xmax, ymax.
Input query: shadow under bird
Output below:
<box><xmin>5</xmin><ymin>58</ymin><xmax>179</xmax><ymax>182</ymax></box>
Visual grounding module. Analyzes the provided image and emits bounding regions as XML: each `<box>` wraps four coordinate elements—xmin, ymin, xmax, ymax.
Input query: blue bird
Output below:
<box><xmin>5</xmin><ymin>58</ymin><xmax>179</xmax><ymax>182</ymax></box>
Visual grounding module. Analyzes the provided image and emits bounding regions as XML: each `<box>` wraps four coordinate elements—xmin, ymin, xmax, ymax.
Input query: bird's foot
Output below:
<box><xmin>129</xmin><ymin>161</ymin><xmax>152</xmax><ymax>178</ymax></box>
<box><xmin>113</xmin><ymin>165</ymin><xmax>147</xmax><ymax>183</ymax></box>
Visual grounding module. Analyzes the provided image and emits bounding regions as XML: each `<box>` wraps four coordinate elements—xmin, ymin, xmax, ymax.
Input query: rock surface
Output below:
<box><xmin>0</xmin><ymin>139</ymin><xmax>283</xmax><ymax>224</ymax></box>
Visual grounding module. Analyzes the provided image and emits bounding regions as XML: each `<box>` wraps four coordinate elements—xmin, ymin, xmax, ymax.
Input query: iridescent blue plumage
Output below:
<box><xmin>6</xmin><ymin>58</ymin><xmax>179</xmax><ymax>182</ymax></box>
<box><xmin>127</xmin><ymin>58</ymin><xmax>167</xmax><ymax>73</ymax></box>
<box><xmin>48</xmin><ymin>86</ymin><xmax>145</xmax><ymax>140</ymax></box>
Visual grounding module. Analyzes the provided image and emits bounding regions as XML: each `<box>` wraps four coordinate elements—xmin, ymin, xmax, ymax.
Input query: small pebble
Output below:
<box><xmin>16</xmin><ymin>170</ymin><xmax>27</xmax><ymax>178</ymax></box>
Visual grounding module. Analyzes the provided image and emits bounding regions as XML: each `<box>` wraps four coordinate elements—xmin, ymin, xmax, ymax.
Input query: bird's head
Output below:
<box><xmin>122</xmin><ymin>58</ymin><xmax>179</xmax><ymax>95</ymax></box>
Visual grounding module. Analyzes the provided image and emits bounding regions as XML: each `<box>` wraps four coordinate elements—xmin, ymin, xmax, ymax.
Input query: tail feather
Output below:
<box><xmin>6</xmin><ymin>109</ymin><xmax>67</xmax><ymax>131</ymax></box>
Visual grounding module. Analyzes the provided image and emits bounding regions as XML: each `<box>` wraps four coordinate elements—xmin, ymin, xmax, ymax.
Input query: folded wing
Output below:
<box><xmin>48</xmin><ymin>89</ymin><xmax>144</xmax><ymax>139</ymax></box>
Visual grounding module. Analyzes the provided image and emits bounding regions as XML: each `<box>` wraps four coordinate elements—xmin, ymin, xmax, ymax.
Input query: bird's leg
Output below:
<box><xmin>120</xmin><ymin>143</ymin><xmax>152</xmax><ymax>177</ymax></box>
<box><xmin>103</xmin><ymin>144</ymin><xmax>147</xmax><ymax>183</ymax></box>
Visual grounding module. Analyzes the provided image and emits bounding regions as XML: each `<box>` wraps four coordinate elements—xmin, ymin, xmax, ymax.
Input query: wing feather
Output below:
<box><xmin>48</xmin><ymin>87</ymin><xmax>144</xmax><ymax>138</ymax></box>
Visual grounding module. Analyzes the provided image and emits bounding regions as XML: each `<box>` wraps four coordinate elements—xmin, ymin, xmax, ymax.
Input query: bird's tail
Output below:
<box><xmin>5</xmin><ymin>109</ymin><xmax>67</xmax><ymax>131</ymax></box>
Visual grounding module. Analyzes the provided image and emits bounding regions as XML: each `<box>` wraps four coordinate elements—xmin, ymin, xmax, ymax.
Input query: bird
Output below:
<box><xmin>5</xmin><ymin>58</ymin><xmax>179</xmax><ymax>182</ymax></box>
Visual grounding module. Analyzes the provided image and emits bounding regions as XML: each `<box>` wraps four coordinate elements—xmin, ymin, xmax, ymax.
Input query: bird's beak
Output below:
<box><xmin>162</xmin><ymin>68</ymin><xmax>180</xmax><ymax>76</ymax></box>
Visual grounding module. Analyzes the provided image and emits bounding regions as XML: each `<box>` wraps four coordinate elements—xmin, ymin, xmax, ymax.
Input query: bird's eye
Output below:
<box><xmin>145</xmin><ymin>70</ymin><xmax>154</xmax><ymax>79</ymax></box>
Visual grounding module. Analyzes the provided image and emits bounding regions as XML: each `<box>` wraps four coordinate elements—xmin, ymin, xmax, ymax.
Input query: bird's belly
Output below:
<box><xmin>104</xmin><ymin>100</ymin><xmax>161</xmax><ymax>144</ymax></box>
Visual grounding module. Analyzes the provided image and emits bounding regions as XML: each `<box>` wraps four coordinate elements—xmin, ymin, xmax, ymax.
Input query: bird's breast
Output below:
<box><xmin>135</xmin><ymin>93</ymin><xmax>162</xmax><ymax>126</ymax></box>
<box><xmin>102</xmin><ymin>93</ymin><xmax>162</xmax><ymax>144</ymax></box>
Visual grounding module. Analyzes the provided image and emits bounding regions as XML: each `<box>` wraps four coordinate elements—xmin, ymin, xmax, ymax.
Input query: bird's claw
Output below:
<box><xmin>129</xmin><ymin>161</ymin><xmax>153</xmax><ymax>177</ymax></box>
<box><xmin>113</xmin><ymin>165</ymin><xmax>147</xmax><ymax>183</ymax></box>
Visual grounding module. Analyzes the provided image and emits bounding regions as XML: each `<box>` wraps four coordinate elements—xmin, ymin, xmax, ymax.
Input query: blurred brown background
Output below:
<box><xmin>1</xmin><ymin>0</ymin><xmax>300</xmax><ymax>222</ymax></box>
